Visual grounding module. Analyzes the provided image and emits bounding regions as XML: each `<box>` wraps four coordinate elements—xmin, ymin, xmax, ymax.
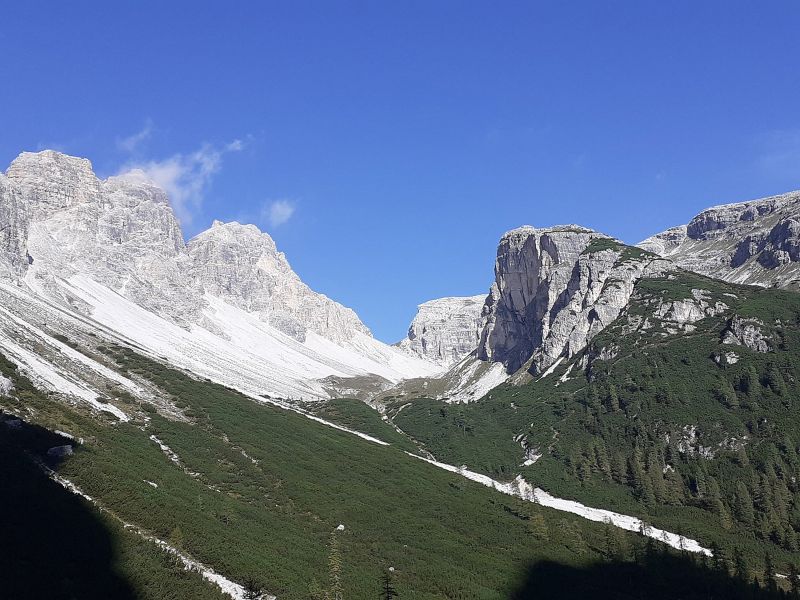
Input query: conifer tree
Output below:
<box><xmin>788</xmin><ymin>562</ymin><xmax>800</xmax><ymax>599</ymax></box>
<box><xmin>328</xmin><ymin>531</ymin><xmax>344</xmax><ymax>600</ymax></box>
<box><xmin>733</xmin><ymin>547</ymin><xmax>749</xmax><ymax>582</ymax></box>
<box><xmin>734</xmin><ymin>482</ymin><xmax>755</xmax><ymax>525</ymax></box>
<box><xmin>380</xmin><ymin>570</ymin><xmax>398</xmax><ymax>600</ymax></box>
<box><xmin>763</xmin><ymin>552</ymin><xmax>777</xmax><ymax>593</ymax></box>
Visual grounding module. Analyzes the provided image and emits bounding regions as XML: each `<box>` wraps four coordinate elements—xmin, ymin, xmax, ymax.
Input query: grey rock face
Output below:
<box><xmin>639</xmin><ymin>191</ymin><xmax>800</xmax><ymax>288</ymax></box>
<box><xmin>397</xmin><ymin>295</ymin><xmax>487</xmax><ymax>366</ymax></box>
<box><xmin>7</xmin><ymin>150</ymin><xmax>104</xmax><ymax>219</ymax></box>
<box><xmin>721</xmin><ymin>316</ymin><xmax>772</xmax><ymax>352</ymax></box>
<box><xmin>646</xmin><ymin>288</ymin><xmax>729</xmax><ymax>334</ymax></box>
<box><xmin>0</xmin><ymin>151</ymin><xmax>371</xmax><ymax>342</ymax></box>
<box><xmin>477</xmin><ymin>226</ymin><xmax>671</xmax><ymax>375</ymax></box>
<box><xmin>187</xmin><ymin>221</ymin><xmax>370</xmax><ymax>344</ymax></box>
<box><xmin>7</xmin><ymin>152</ymin><xmax>205</xmax><ymax>326</ymax></box>
<box><xmin>0</xmin><ymin>374</ymin><xmax>14</xmax><ymax>397</ymax></box>
<box><xmin>0</xmin><ymin>175</ymin><xmax>30</xmax><ymax>278</ymax></box>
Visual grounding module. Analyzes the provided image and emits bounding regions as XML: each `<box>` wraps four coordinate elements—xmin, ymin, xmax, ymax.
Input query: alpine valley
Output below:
<box><xmin>3</xmin><ymin>150</ymin><xmax>800</xmax><ymax>599</ymax></box>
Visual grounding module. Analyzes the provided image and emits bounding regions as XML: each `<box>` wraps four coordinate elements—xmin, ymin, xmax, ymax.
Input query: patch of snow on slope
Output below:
<box><xmin>44</xmin><ymin>465</ymin><xmax>268</xmax><ymax>600</ymax></box>
<box><xmin>538</xmin><ymin>356</ymin><xmax>564</xmax><ymax>379</ymax></box>
<box><xmin>406</xmin><ymin>452</ymin><xmax>712</xmax><ymax>556</ymax></box>
<box><xmin>0</xmin><ymin>328</ymin><xmax>128</xmax><ymax>421</ymax></box>
<box><xmin>447</xmin><ymin>360</ymin><xmax>508</xmax><ymax>403</ymax></box>
<box><xmin>58</xmin><ymin>274</ymin><xmax>435</xmax><ymax>402</ymax></box>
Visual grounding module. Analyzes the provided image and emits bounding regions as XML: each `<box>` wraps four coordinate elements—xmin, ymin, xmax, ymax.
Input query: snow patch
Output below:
<box><xmin>406</xmin><ymin>452</ymin><xmax>712</xmax><ymax>556</ymax></box>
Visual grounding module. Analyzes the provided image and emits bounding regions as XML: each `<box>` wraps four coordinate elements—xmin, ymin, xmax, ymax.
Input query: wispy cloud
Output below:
<box><xmin>263</xmin><ymin>199</ymin><xmax>296</xmax><ymax>227</ymax></box>
<box><xmin>117</xmin><ymin>119</ymin><xmax>154</xmax><ymax>153</ymax></box>
<box><xmin>117</xmin><ymin>139</ymin><xmax>244</xmax><ymax>225</ymax></box>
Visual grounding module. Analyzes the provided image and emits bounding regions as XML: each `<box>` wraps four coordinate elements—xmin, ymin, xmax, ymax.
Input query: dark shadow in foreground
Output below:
<box><xmin>511</xmin><ymin>551</ymin><xmax>794</xmax><ymax>600</ymax></box>
<box><xmin>0</xmin><ymin>412</ymin><xmax>137</xmax><ymax>600</ymax></box>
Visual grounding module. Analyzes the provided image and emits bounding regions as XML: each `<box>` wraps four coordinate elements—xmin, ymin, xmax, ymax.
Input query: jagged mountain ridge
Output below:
<box><xmin>639</xmin><ymin>190</ymin><xmax>800</xmax><ymax>289</ymax></box>
<box><xmin>0</xmin><ymin>150</ymin><xmax>439</xmax><ymax>408</ymax></box>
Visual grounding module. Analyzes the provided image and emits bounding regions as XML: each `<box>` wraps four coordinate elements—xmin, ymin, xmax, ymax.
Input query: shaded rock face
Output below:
<box><xmin>187</xmin><ymin>221</ymin><xmax>370</xmax><ymax>344</ymax></box>
<box><xmin>397</xmin><ymin>295</ymin><xmax>487</xmax><ymax>366</ymax></box>
<box><xmin>0</xmin><ymin>175</ymin><xmax>31</xmax><ymax>278</ymax></box>
<box><xmin>639</xmin><ymin>191</ymin><xmax>800</xmax><ymax>288</ymax></box>
<box><xmin>477</xmin><ymin>226</ymin><xmax>671</xmax><ymax>375</ymax></box>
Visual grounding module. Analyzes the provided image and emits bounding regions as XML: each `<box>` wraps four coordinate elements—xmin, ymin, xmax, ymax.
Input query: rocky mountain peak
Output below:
<box><xmin>397</xmin><ymin>294</ymin><xmax>487</xmax><ymax>366</ymax></box>
<box><xmin>6</xmin><ymin>150</ymin><xmax>104</xmax><ymax>218</ymax></box>
<box><xmin>188</xmin><ymin>220</ymin><xmax>370</xmax><ymax>344</ymax></box>
<box><xmin>477</xmin><ymin>225</ymin><xmax>670</xmax><ymax>375</ymax></box>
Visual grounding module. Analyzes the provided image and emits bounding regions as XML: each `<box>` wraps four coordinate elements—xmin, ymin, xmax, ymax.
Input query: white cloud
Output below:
<box><xmin>117</xmin><ymin>139</ymin><xmax>244</xmax><ymax>225</ymax></box>
<box><xmin>117</xmin><ymin>119</ymin><xmax>154</xmax><ymax>153</ymax></box>
<box><xmin>263</xmin><ymin>199</ymin><xmax>296</xmax><ymax>227</ymax></box>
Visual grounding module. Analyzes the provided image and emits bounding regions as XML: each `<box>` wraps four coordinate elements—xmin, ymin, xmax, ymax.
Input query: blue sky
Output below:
<box><xmin>2</xmin><ymin>2</ymin><xmax>800</xmax><ymax>342</ymax></box>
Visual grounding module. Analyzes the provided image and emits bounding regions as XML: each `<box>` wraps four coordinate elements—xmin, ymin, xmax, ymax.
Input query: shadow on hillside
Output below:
<box><xmin>0</xmin><ymin>413</ymin><xmax>137</xmax><ymax>600</ymax></box>
<box><xmin>510</xmin><ymin>553</ymin><xmax>784</xmax><ymax>600</ymax></box>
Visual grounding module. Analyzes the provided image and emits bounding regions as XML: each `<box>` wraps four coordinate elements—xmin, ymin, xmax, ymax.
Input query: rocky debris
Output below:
<box><xmin>0</xmin><ymin>374</ymin><xmax>14</xmax><ymax>396</ymax></box>
<box><xmin>721</xmin><ymin>316</ymin><xmax>772</xmax><ymax>352</ymax></box>
<box><xmin>397</xmin><ymin>295</ymin><xmax>487</xmax><ymax>366</ymax></box>
<box><xmin>713</xmin><ymin>351</ymin><xmax>740</xmax><ymax>365</ymax></box>
<box><xmin>477</xmin><ymin>225</ymin><xmax>671</xmax><ymax>375</ymax></box>
<box><xmin>639</xmin><ymin>190</ymin><xmax>800</xmax><ymax>287</ymax></box>
<box><xmin>672</xmin><ymin>426</ymin><xmax>715</xmax><ymax>459</ymax></box>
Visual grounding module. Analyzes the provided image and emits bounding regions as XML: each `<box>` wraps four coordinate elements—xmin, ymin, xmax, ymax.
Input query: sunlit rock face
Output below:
<box><xmin>398</xmin><ymin>295</ymin><xmax>487</xmax><ymax>366</ymax></box>
<box><xmin>0</xmin><ymin>150</ymin><xmax>439</xmax><ymax>403</ymax></box>
<box><xmin>477</xmin><ymin>225</ymin><xmax>670</xmax><ymax>375</ymax></box>
<box><xmin>187</xmin><ymin>220</ymin><xmax>371</xmax><ymax>344</ymax></box>
<box><xmin>639</xmin><ymin>191</ymin><xmax>800</xmax><ymax>288</ymax></box>
<box><xmin>3</xmin><ymin>151</ymin><xmax>203</xmax><ymax>325</ymax></box>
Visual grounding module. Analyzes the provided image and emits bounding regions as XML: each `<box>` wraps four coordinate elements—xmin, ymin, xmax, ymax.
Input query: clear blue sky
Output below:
<box><xmin>2</xmin><ymin>2</ymin><xmax>800</xmax><ymax>342</ymax></box>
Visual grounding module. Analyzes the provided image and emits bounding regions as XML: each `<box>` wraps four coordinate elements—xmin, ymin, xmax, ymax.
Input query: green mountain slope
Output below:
<box><xmin>389</xmin><ymin>270</ymin><xmax>800</xmax><ymax>576</ymax></box>
<box><xmin>0</xmin><ymin>345</ymin><xmax>654</xmax><ymax>600</ymax></box>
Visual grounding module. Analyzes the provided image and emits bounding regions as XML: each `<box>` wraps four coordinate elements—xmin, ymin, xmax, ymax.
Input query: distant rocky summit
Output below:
<box><xmin>639</xmin><ymin>190</ymin><xmax>800</xmax><ymax>289</ymax></box>
<box><xmin>397</xmin><ymin>295</ymin><xmax>486</xmax><ymax>366</ymax></box>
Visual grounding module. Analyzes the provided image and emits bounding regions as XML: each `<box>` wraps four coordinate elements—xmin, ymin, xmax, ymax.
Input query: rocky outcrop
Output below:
<box><xmin>0</xmin><ymin>374</ymin><xmax>14</xmax><ymax>397</ymax></box>
<box><xmin>187</xmin><ymin>221</ymin><xmax>370</xmax><ymax>344</ymax></box>
<box><xmin>0</xmin><ymin>150</ymin><xmax>374</xmax><ymax>345</ymax></box>
<box><xmin>0</xmin><ymin>174</ymin><xmax>30</xmax><ymax>278</ymax></box>
<box><xmin>648</xmin><ymin>289</ymin><xmax>729</xmax><ymax>334</ymax></box>
<box><xmin>6</xmin><ymin>150</ymin><xmax>104</xmax><ymax>219</ymax></box>
<box><xmin>397</xmin><ymin>295</ymin><xmax>487</xmax><ymax>366</ymax></box>
<box><xmin>721</xmin><ymin>316</ymin><xmax>772</xmax><ymax>352</ymax></box>
<box><xmin>477</xmin><ymin>226</ymin><xmax>671</xmax><ymax>375</ymax></box>
<box><xmin>639</xmin><ymin>191</ymin><xmax>800</xmax><ymax>288</ymax></box>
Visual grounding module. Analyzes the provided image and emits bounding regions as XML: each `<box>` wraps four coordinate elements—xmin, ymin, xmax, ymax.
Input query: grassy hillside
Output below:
<box><xmin>390</xmin><ymin>271</ymin><xmax>800</xmax><ymax>581</ymax></box>
<box><xmin>0</xmin><ymin>344</ymin><xmax>660</xmax><ymax>600</ymax></box>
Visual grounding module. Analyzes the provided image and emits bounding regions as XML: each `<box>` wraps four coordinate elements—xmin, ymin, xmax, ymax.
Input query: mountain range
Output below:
<box><xmin>2</xmin><ymin>149</ymin><xmax>800</xmax><ymax>599</ymax></box>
